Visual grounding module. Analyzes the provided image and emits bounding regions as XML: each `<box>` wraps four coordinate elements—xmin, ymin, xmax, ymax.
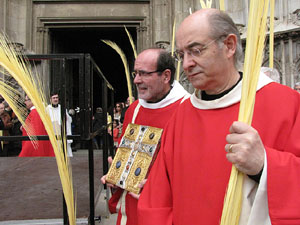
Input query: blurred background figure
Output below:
<box><xmin>294</xmin><ymin>82</ymin><xmax>300</xmax><ymax>93</ymax></box>
<box><xmin>0</xmin><ymin>102</ymin><xmax>13</xmax><ymax>156</ymax></box>
<box><xmin>107</xmin><ymin>119</ymin><xmax>120</xmax><ymax>154</ymax></box>
<box><xmin>92</xmin><ymin>107</ymin><xmax>104</xmax><ymax>149</ymax></box>
<box><xmin>19</xmin><ymin>95</ymin><xmax>54</xmax><ymax>157</ymax></box>
<box><xmin>46</xmin><ymin>92</ymin><xmax>73</xmax><ymax>157</ymax></box>
<box><xmin>4</xmin><ymin>96</ymin><xmax>23</xmax><ymax>156</ymax></box>
<box><xmin>260</xmin><ymin>67</ymin><xmax>280</xmax><ymax>83</ymax></box>
<box><xmin>114</xmin><ymin>102</ymin><xmax>123</xmax><ymax>122</ymax></box>
<box><xmin>120</xmin><ymin>96</ymin><xmax>135</xmax><ymax>123</ymax></box>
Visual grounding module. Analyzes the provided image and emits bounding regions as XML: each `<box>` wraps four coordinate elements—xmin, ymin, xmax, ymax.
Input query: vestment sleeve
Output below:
<box><xmin>137</xmin><ymin>122</ymin><xmax>174</xmax><ymax>225</ymax></box>
<box><xmin>266</xmin><ymin>101</ymin><xmax>300</xmax><ymax>224</ymax></box>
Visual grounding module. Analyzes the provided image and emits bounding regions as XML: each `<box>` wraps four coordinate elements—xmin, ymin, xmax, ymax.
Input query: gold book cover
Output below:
<box><xmin>106</xmin><ymin>123</ymin><xmax>163</xmax><ymax>194</ymax></box>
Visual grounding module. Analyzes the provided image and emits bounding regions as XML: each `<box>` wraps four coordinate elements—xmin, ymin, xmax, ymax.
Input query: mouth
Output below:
<box><xmin>137</xmin><ymin>85</ymin><xmax>147</xmax><ymax>91</ymax></box>
<box><xmin>187</xmin><ymin>71</ymin><xmax>202</xmax><ymax>78</ymax></box>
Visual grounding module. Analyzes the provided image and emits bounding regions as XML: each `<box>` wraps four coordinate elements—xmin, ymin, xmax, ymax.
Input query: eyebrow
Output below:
<box><xmin>186</xmin><ymin>41</ymin><xmax>205</xmax><ymax>49</ymax></box>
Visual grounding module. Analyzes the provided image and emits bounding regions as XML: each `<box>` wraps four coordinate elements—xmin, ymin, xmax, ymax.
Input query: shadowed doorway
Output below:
<box><xmin>49</xmin><ymin>26</ymin><xmax>137</xmax><ymax>109</ymax></box>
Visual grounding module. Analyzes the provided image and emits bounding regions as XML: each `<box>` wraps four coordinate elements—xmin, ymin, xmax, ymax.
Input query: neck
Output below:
<box><xmin>202</xmin><ymin>72</ymin><xmax>242</xmax><ymax>101</ymax></box>
<box><xmin>147</xmin><ymin>85</ymin><xmax>172</xmax><ymax>103</ymax></box>
<box><xmin>205</xmin><ymin>70</ymin><xmax>240</xmax><ymax>95</ymax></box>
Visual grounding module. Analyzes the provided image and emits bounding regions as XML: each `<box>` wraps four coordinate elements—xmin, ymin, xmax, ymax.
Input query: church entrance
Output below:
<box><xmin>49</xmin><ymin>26</ymin><xmax>137</xmax><ymax>109</ymax></box>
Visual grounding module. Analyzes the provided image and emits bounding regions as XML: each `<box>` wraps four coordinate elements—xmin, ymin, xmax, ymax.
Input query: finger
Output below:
<box><xmin>139</xmin><ymin>179</ymin><xmax>147</xmax><ymax>188</ymax></box>
<box><xmin>108</xmin><ymin>156</ymin><xmax>113</xmax><ymax>165</ymax></box>
<box><xmin>225</xmin><ymin>144</ymin><xmax>235</xmax><ymax>153</ymax></box>
<box><xmin>100</xmin><ymin>175</ymin><xmax>107</xmax><ymax>184</ymax></box>
<box><xmin>229</xmin><ymin>121</ymin><xmax>251</xmax><ymax>134</ymax></box>
<box><xmin>128</xmin><ymin>192</ymin><xmax>140</xmax><ymax>200</ymax></box>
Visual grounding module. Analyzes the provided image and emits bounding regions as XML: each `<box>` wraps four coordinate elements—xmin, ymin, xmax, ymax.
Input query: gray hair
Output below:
<box><xmin>208</xmin><ymin>11</ymin><xmax>243</xmax><ymax>70</ymax></box>
<box><xmin>261</xmin><ymin>67</ymin><xmax>280</xmax><ymax>83</ymax></box>
<box><xmin>295</xmin><ymin>82</ymin><xmax>300</xmax><ymax>87</ymax></box>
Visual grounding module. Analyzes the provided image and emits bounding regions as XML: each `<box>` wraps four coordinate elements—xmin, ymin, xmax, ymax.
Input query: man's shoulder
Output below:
<box><xmin>260</xmin><ymin>82</ymin><xmax>299</xmax><ymax>97</ymax></box>
<box><xmin>127</xmin><ymin>100</ymin><xmax>139</xmax><ymax>111</ymax></box>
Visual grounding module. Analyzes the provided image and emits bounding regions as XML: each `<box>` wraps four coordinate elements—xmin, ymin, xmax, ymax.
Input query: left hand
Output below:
<box><xmin>225</xmin><ymin>121</ymin><xmax>264</xmax><ymax>175</ymax></box>
<box><xmin>128</xmin><ymin>179</ymin><xmax>147</xmax><ymax>199</ymax></box>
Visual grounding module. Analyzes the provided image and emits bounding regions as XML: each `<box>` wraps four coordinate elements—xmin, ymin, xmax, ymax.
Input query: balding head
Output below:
<box><xmin>177</xmin><ymin>9</ymin><xmax>242</xmax><ymax>70</ymax></box>
<box><xmin>175</xmin><ymin>9</ymin><xmax>241</xmax><ymax>94</ymax></box>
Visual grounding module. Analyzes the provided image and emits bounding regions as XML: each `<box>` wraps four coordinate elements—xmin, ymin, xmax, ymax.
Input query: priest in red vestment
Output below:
<box><xmin>19</xmin><ymin>95</ymin><xmax>54</xmax><ymax>157</ymax></box>
<box><xmin>138</xmin><ymin>9</ymin><xmax>300</xmax><ymax>225</ymax></box>
<box><xmin>101</xmin><ymin>48</ymin><xmax>190</xmax><ymax>225</ymax></box>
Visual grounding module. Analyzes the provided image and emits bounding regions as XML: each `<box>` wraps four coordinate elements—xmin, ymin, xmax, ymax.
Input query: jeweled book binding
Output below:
<box><xmin>106</xmin><ymin>123</ymin><xmax>163</xmax><ymax>194</ymax></box>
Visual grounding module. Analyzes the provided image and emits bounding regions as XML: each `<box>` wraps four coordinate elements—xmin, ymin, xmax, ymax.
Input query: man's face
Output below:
<box><xmin>0</xmin><ymin>104</ymin><xmax>4</xmax><ymax>114</ymax></box>
<box><xmin>295</xmin><ymin>85</ymin><xmax>300</xmax><ymax>93</ymax></box>
<box><xmin>50</xmin><ymin>94</ymin><xmax>59</xmax><ymax>106</ymax></box>
<box><xmin>133</xmin><ymin>50</ymin><xmax>169</xmax><ymax>102</ymax></box>
<box><xmin>176</xmin><ymin>11</ymin><xmax>235</xmax><ymax>94</ymax></box>
<box><xmin>24</xmin><ymin>96</ymin><xmax>33</xmax><ymax>109</ymax></box>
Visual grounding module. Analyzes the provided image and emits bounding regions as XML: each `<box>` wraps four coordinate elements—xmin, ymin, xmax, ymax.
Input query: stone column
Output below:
<box><xmin>280</xmin><ymin>39</ymin><xmax>286</xmax><ymax>85</ymax></box>
<box><xmin>152</xmin><ymin>0</ymin><xmax>172</xmax><ymax>50</ymax></box>
<box><xmin>25</xmin><ymin>0</ymin><xmax>33</xmax><ymax>50</ymax></box>
<box><xmin>0</xmin><ymin>0</ymin><xmax>8</xmax><ymax>32</ymax></box>
<box><xmin>288</xmin><ymin>37</ymin><xmax>294</xmax><ymax>87</ymax></box>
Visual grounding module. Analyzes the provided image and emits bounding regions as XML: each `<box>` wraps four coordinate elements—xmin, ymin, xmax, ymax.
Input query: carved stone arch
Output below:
<box><xmin>294</xmin><ymin>57</ymin><xmax>300</xmax><ymax>83</ymax></box>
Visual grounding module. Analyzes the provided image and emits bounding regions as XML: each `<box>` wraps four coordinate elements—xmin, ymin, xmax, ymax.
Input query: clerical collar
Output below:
<box><xmin>52</xmin><ymin>104</ymin><xmax>59</xmax><ymax>108</ymax></box>
<box><xmin>146</xmin><ymin>85</ymin><xmax>173</xmax><ymax>103</ymax></box>
<box><xmin>201</xmin><ymin>72</ymin><xmax>243</xmax><ymax>101</ymax></box>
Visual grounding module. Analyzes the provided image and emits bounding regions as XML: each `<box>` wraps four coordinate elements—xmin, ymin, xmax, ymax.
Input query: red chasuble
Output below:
<box><xmin>19</xmin><ymin>108</ymin><xmax>54</xmax><ymax>157</ymax></box>
<box><xmin>108</xmin><ymin>81</ymin><xmax>190</xmax><ymax>225</ymax></box>
<box><xmin>138</xmin><ymin>76</ymin><xmax>300</xmax><ymax>225</ymax></box>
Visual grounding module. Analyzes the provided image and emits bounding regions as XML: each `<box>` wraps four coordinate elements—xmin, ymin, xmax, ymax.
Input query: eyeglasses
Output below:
<box><xmin>174</xmin><ymin>37</ymin><xmax>221</xmax><ymax>61</ymax></box>
<box><xmin>132</xmin><ymin>70</ymin><xmax>161</xmax><ymax>78</ymax></box>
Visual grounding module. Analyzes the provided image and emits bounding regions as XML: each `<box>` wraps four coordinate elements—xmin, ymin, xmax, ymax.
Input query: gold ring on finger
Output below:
<box><xmin>229</xmin><ymin>144</ymin><xmax>233</xmax><ymax>153</ymax></box>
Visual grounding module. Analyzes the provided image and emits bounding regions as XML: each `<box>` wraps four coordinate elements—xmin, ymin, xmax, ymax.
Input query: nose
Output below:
<box><xmin>133</xmin><ymin>74</ymin><xmax>142</xmax><ymax>84</ymax></box>
<box><xmin>182</xmin><ymin>53</ymin><xmax>196</xmax><ymax>71</ymax></box>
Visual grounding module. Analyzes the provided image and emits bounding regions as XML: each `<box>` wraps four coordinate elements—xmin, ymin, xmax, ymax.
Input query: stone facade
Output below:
<box><xmin>1</xmin><ymin>0</ymin><xmax>300</xmax><ymax>91</ymax></box>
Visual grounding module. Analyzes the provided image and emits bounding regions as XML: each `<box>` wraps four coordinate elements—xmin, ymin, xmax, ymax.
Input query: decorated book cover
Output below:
<box><xmin>106</xmin><ymin>123</ymin><xmax>163</xmax><ymax>194</ymax></box>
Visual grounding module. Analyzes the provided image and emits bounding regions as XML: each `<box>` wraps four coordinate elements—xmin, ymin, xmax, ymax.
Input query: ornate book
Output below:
<box><xmin>106</xmin><ymin>123</ymin><xmax>163</xmax><ymax>194</ymax></box>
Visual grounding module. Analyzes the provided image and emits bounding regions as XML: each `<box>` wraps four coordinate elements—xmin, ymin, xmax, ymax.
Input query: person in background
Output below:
<box><xmin>46</xmin><ymin>92</ymin><xmax>73</xmax><ymax>157</ymax></box>
<box><xmin>114</xmin><ymin>102</ymin><xmax>123</xmax><ymax>122</ymax></box>
<box><xmin>101</xmin><ymin>47</ymin><xmax>190</xmax><ymax>225</ymax></box>
<box><xmin>92</xmin><ymin>107</ymin><xmax>104</xmax><ymax>149</ymax></box>
<box><xmin>19</xmin><ymin>95</ymin><xmax>54</xmax><ymax>157</ymax></box>
<box><xmin>260</xmin><ymin>67</ymin><xmax>280</xmax><ymax>83</ymax></box>
<box><xmin>107</xmin><ymin>119</ymin><xmax>120</xmax><ymax>149</ymax></box>
<box><xmin>4</xmin><ymin>96</ymin><xmax>23</xmax><ymax>156</ymax></box>
<box><xmin>120</xmin><ymin>96</ymin><xmax>135</xmax><ymax>123</ymax></box>
<box><xmin>294</xmin><ymin>82</ymin><xmax>300</xmax><ymax>93</ymax></box>
<box><xmin>0</xmin><ymin>103</ymin><xmax>13</xmax><ymax>156</ymax></box>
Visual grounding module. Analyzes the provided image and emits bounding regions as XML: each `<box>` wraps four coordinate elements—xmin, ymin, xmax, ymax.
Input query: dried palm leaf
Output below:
<box><xmin>0</xmin><ymin>33</ymin><xmax>76</xmax><ymax>224</ymax></box>
<box><xmin>101</xmin><ymin>40</ymin><xmax>133</xmax><ymax>104</ymax></box>
<box><xmin>220</xmin><ymin>0</ymin><xmax>270</xmax><ymax>224</ymax></box>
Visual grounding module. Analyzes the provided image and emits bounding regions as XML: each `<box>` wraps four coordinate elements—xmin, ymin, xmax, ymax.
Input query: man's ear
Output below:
<box><xmin>223</xmin><ymin>34</ymin><xmax>237</xmax><ymax>58</ymax></box>
<box><xmin>163</xmin><ymin>69</ymin><xmax>171</xmax><ymax>83</ymax></box>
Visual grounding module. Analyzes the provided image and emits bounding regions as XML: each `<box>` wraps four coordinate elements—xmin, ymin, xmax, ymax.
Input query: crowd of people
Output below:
<box><xmin>0</xmin><ymin>95</ymin><xmax>22</xmax><ymax>157</ymax></box>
